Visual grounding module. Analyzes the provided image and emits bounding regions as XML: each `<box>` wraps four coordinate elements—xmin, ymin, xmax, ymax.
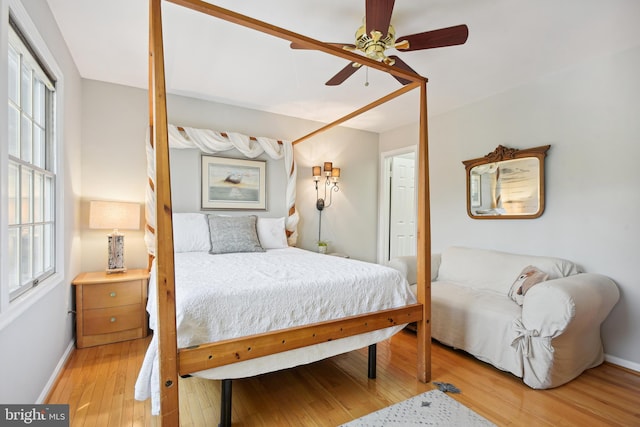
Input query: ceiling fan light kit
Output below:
<box><xmin>355</xmin><ymin>22</ymin><xmax>397</xmax><ymax>63</ymax></box>
<box><xmin>292</xmin><ymin>0</ymin><xmax>469</xmax><ymax>86</ymax></box>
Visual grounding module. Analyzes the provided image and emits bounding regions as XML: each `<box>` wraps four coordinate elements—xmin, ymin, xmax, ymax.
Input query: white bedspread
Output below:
<box><xmin>135</xmin><ymin>248</ymin><xmax>415</xmax><ymax>414</ymax></box>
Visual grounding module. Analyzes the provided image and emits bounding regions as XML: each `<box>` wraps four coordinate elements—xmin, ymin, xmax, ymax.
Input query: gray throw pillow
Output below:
<box><xmin>208</xmin><ymin>215</ymin><xmax>264</xmax><ymax>254</ymax></box>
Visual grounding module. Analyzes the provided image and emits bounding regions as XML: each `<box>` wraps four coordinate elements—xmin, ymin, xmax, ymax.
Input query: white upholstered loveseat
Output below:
<box><xmin>388</xmin><ymin>246</ymin><xmax>619</xmax><ymax>389</ymax></box>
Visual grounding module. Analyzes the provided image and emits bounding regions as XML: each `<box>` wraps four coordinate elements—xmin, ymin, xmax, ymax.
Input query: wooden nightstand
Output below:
<box><xmin>72</xmin><ymin>269</ymin><xmax>149</xmax><ymax>348</ymax></box>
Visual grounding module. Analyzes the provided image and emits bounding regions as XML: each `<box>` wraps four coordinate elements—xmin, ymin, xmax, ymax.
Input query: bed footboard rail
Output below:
<box><xmin>178</xmin><ymin>303</ymin><xmax>423</xmax><ymax>375</ymax></box>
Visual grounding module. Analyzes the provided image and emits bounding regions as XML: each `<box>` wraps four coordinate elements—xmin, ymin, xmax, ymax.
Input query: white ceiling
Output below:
<box><xmin>45</xmin><ymin>0</ymin><xmax>640</xmax><ymax>133</ymax></box>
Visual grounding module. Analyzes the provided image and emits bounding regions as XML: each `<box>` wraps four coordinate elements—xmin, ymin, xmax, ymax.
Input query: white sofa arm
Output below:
<box><xmin>516</xmin><ymin>273</ymin><xmax>619</xmax><ymax>388</ymax></box>
<box><xmin>386</xmin><ymin>254</ymin><xmax>440</xmax><ymax>285</ymax></box>
<box><xmin>521</xmin><ymin>273</ymin><xmax>619</xmax><ymax>337</ymax></box>
<box><xmin>387</xmin><ymin>256</ymin><xmax>416</xmax><ymax>284</ymax></box>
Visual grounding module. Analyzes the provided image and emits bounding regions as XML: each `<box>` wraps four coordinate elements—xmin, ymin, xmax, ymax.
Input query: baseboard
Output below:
<box><xmin>37</xmin><ymin>339</ymin><xmax>75</xmax><ymax>403</ymax></box>
<box><xmin>604</xmin><ymin>353</ymin><xmax>640</xmax><ymax>374</ymax></box>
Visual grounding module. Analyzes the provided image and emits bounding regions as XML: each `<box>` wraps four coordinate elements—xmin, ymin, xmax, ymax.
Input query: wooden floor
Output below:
<box><xmin>46</xmin><ymin>330</ymin><xmax>640</xmax><ymax>426</ymax></box>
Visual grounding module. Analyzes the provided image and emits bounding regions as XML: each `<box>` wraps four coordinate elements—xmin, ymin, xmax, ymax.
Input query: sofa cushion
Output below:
<box><xmin>436</xmin><ymin>246</ymin><xmax>581</xmax><ymax>295</ymax></box>
<box><xmin>508</xmin><ymin>265</ymin><xmax>549</xmax><ymax>305</ymax></box>
<box><xmin>431</xmin><ymin>281</ymin><xmax>524</xmax><ymax>377</ymax></box>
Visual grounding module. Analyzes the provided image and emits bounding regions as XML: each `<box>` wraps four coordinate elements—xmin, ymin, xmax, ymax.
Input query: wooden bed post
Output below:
<box><xmin>416</xmin><ymin>81</ymin><xmax>432</xmax><ymax>382</ymax></box>
<box><xmin>147</xmin><ymin>0</ymin><xmax>433</xmax><ymax>419</ymax></box>
<box><xmin>149</xmin><ymin>0</ymin><xmax>180</xmax><ymax>425</ymax></box>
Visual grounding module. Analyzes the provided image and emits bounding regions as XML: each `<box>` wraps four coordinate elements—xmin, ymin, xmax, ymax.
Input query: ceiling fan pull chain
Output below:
<box><xmin>365</xmin><ymin>67</ymin><xmax>369</xmax><ymax>87</ymax></box>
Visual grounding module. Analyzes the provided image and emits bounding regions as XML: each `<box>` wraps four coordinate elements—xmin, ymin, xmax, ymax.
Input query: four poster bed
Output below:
<box><xmin>144</xmin><ymin>0</ymin><xmax>432</xmax><ymax>425</ymax></box>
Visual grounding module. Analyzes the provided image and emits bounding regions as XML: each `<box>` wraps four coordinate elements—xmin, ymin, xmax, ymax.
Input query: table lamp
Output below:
<box><xmin>89</xmin><ymin>201</ymin><xmax>140</xmax><ymax>273</ymax></box>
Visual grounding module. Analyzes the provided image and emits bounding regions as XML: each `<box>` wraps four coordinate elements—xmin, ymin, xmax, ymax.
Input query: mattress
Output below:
<box><xmin>135</xmin><ymin>247</ymin><xmax>415</xmax><ymax>413</ymax></box>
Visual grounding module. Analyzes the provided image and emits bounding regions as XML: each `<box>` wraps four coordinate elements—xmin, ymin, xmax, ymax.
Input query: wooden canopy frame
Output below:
<box><xmin>148</xmin><ymin>0</ymin><xmax>432</xmax><ymax>425</ymax></box>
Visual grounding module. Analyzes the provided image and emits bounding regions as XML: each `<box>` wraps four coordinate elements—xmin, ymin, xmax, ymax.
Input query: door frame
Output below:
<box><xmin>377</xmin><ymin>145</ymin><xmax>418</xmax><ymax>264</ymax></box>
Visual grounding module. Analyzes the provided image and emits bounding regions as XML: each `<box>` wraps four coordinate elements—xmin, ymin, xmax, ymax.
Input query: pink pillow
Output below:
<box><xmin>508</xmin><ymin>265</ymin><xmax>549</xmax><ymax>306</ymax></box>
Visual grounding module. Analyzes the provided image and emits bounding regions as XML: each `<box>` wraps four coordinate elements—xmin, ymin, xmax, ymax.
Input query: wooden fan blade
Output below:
<box><xmin>387</xmin><ymin>55</ymin><xmax>418</xmax><ymax>85</ymax></box>
<box><xmin>396</xmin><ymin>24</ymin><xmax>469</xmax><ymax>51</ymax></box>
<box><xmin>326</xmin><ymin>63</ymin><xmax>362</xmax><ymax>86</ymax></box>
<box><xmin>366</xmin><ymin>0</ymin><xmax>395</xmax><ymax>36</ymax></box>
<box><xmin>290</xmin><ymin>42</ymin><xmax>356</xmax><ymax>50</ymax></box>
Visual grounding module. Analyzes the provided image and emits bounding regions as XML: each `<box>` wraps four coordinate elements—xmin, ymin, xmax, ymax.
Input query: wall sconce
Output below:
<box><xmin>312</xmin><ymin>162</ymin><xmax>341</xmax><ymax>211</ymax></box>
<box><xmin>89</xmin><ymin>201</ymin><xmax>140</xmax><ymax>273</ymax></box>
<box><xmin>312</xmin><ymin>162</ymin><xmax>341</xmax><ymax>247</ymax></box>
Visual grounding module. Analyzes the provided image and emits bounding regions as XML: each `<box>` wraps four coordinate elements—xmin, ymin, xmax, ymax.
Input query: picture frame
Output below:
<box><xmin>201</xmin><ymin>155</ymin><xmax>266</xmax><ymax>210</ymax></box>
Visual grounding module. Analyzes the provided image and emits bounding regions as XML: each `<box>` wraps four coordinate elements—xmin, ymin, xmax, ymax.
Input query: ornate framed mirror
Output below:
<box><xmin>462</xmin><ymin>145</ymin><xmax>550</xmax><ymax>219</ymax></box>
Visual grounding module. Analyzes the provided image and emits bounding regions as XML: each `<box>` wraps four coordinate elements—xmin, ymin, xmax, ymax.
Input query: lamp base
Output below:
<box><xmin>107</xmin><ymin>234</ymin><xmax>127</xmax><ymax>273</ymax></box>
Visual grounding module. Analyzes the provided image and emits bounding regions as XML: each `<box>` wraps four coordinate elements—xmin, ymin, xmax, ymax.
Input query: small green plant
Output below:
<box><xmin>317</xmin><ymin>240</ymin><xmax>328</xmax><ymax>254</ymax></box>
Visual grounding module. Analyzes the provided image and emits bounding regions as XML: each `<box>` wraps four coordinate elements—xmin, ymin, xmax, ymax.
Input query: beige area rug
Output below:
<box><xmin>340</xmin><ymin>389</ymin><xmax>496</xmax><ymax>427</ymax></box>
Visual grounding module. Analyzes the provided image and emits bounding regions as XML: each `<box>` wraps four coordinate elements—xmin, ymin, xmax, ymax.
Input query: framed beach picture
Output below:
<box><xmin>201</xmin><ymin>156</ymin><xmax>266</xmax><ymax>210</ymax></box>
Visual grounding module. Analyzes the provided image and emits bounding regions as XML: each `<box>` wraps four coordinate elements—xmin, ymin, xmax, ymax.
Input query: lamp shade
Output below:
<box><xmin>331</xmin><ymin>167</ymin><xmax>341</xmax><ymax>178</ymax></box>
<box><xmin>323</xmin><ymin>162</ymin><xmax>333</xmax><ymax>172</ymax></box>
<box><xmin>312</xmin><ymin>166</ymin><xmax>322</xmax><ymax>177</ymax></box>
<box><xmin>89</xmin><ymin>201</ymin><xmax>140</xmax><ymax>230</ymax></box>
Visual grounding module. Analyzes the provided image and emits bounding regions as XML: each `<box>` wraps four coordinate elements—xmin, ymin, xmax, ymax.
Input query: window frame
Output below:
<box><xmin>7</xmin><ymin>21</ymin><xmax>56</xmax><ymax>300</ymax></box>
<box><xmin>0</xmin><ymin>0</ymin><xmax>65</xmax><ymax>319</ymax></box>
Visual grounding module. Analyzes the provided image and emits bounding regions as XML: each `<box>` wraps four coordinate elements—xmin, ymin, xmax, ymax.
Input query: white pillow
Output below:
<box><xmin>256</xmin><ymin>217</ymin><xmax>289</xmax><ymax>249</ymax></box>
<box><xmin>172</xmin><ymin>213</ymin><xmax>211</xmax><ymax>253</ymax></box>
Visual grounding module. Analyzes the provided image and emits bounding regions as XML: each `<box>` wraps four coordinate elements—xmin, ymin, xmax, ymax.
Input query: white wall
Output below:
<box><xmin>0</xmin><ymin>0</ymin><xmax>82</xmax><ymax>403</ymax></box>
<box><xmin>294</xmin><ymin>126</ymin><xmax>380</xmax><ymax>260</ymax></box>
<box><xmin>381</xmin><ymin>46</ymin><xmax>640</xmax><ymax>369</ymax></box>
<box><xmin>80</xmin><ymin>80</ymin><xmax>381</xmax><ymax>272</ymax></box>
<box><xmin>80</xmin><ymin>81</ymin><xmax>148</xmax><ymax>272</ymax></box>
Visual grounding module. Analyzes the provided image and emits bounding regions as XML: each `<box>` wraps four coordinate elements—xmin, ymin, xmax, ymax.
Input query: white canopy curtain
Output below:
<box><xmin>145</xmin><ymin>124</ymin><xmax>299</xmax><ymax>256</ymax></box>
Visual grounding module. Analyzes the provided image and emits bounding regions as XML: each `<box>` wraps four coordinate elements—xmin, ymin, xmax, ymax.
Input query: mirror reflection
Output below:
<box><xmin>463</xmin><ymin>145</ymin><xmax>550</xmax><ymax>219</ymax></box>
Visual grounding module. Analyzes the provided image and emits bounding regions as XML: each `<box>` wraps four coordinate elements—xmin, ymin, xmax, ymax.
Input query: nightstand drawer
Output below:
<box><xmin>82</xmin><ymin>281</ymin><xmax>142</xmax><ymax>309</ymax></box>
<box><xmin>83</xmin><ymin>304</ymin><xmax>143</xmax><ymax>335</ymax></box>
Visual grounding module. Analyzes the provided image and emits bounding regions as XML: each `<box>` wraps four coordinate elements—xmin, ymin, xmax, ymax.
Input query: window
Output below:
<box><xmin>6</xmin><ymin>19</ymin><xmax>56</xmax><ymax>301</ymax></box>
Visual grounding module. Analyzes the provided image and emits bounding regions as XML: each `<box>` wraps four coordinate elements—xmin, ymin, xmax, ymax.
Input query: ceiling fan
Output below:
<box><xmin>291</xmin><ymin>0</ymin><xmax>469</xmax><ymax>86</ymax></box>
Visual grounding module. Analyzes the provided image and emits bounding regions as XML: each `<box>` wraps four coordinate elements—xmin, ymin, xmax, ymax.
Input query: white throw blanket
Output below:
<box><xmin>135</xmin><ymin>248</ymin><xmax>415</xmax><ymax>414</ymax></box>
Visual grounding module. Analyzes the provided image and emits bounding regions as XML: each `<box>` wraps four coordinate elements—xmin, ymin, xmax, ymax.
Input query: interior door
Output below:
<box><xmin>389</xmin><ymin>154</ymin><xmax>416</xmax><ymax>259</ymax></box>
